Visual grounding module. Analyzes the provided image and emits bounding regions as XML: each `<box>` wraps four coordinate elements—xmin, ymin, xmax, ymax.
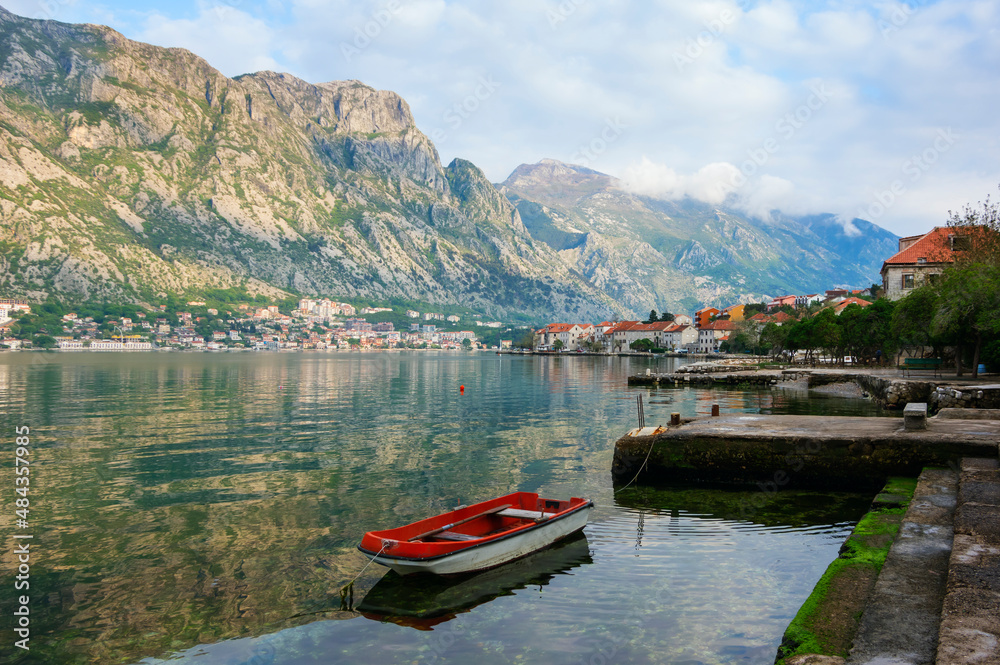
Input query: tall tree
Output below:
<box><xmin>935</xmin><ymin>190</ymin><xmax>1000</xmax><ymax>377</ymax></box>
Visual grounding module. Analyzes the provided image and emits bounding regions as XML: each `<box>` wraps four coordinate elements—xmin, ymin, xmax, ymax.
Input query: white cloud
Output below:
<box><xmin>11</xmin><ymin>0</ymin><xmax>999</xmax><ymax>238</ymax></box>
<box><xmin>836</xmin><ymin>216</ymin><xmax>863</xmax><ymax>238</ymax></box>
<box><xmin>135</xmin><ymin>5</ymin><xmax>282</xmax><ymax>77</ymax></box>
<box><xmin>621</xmin><ymin>159</ymin><xmax>801</xmax><ymax>221</ymax></box>
<box><xmin>620</xmin><ymin>158</ymin><xmax>740</xmax><ymax>206</ymax></box>
<box><xmin>734</xmin><ymin>174</ymin><xmax>796</xmax><ymax>221</ymax></box>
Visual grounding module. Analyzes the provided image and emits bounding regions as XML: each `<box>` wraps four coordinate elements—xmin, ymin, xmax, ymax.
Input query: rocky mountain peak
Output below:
<box><xmin>500</xmin><ymin>159</ymin><xmax>617</xmax><ymax>208</ymax></box>
<box><xmin>239</xmin><ymin>72</ymin><xmax>416</xmax><ymax>136</ymax></box>
<box><xmin>0</xmin><ymin>5</ymin><xmax>622</xmax><ymax>321</ymax></box>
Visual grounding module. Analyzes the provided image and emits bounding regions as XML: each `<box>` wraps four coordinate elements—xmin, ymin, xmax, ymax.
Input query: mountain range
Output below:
<box><xmin>499</xmin><ymin>159</ymin><xmax>897</xmax><ymax>315</ymax></box>
<box><xmin>0</xmin><ymin>6</ymin><xmax>897</xmax><ymax>321</ymax></box>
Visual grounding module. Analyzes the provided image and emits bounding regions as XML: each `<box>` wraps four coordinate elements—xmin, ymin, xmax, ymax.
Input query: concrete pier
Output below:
<box><xmin>936</xmin><ymin>458</ymin><xmax>1000</xmax><ymax>665</ymax></box>
<box><xmin>777</xmin><ymin>461</ymin><xmax>1000</xmax><ymax>665</ymax></box>
<box><xmin>629</xmin><ymin>367</ymin><xmax>1000</xmax><ymax>411</ymax></box>
<box><xmin>846</xmin><ymin>469</ymin><xmax>957</xmax><ymax>665</ymax></box>
<box><xmin>613</xmin><ymin>414</ymin><xmax>1000</xmax><ymax>490</ymax></box>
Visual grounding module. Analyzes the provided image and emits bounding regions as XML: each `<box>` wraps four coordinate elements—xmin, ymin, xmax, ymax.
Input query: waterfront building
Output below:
<box><xmin>880</xmin><ymin>226</ymin><xmax>972</xmax><ymax>300</ymax></box>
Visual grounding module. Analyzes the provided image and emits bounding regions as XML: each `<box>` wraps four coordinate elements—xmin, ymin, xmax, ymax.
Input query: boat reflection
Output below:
<box><xmin>357</xmin><ymin>532</ymin><xmax>592</xmax><ymax>630</ymax></box>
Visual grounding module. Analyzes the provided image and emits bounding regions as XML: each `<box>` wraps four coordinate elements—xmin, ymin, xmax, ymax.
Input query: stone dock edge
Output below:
<box><xmin>775</xmin><ymin>475</ymin><xmax>919</xmax><ymax>664</ymax></box>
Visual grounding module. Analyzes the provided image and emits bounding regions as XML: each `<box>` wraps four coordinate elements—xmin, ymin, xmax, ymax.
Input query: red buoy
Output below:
<box><xmin>460</xmin><ymin>385</ymin><xmax>465</xmax><ymax>393</ymax></box>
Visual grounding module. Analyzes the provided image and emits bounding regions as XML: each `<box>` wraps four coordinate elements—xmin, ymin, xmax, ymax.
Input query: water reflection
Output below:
<box><xmin>0</xmin><ymin>353</ymin><xmax>874</xmax><ymax>665</ymax></box>
<box><xmin>356</xmin><ymin>532</ymin><xmax>593</xmax><ymax>629</ymax></box>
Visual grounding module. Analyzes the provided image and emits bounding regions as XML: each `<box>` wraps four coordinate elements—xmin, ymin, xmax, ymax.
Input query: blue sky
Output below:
<box><xmin>5</xmin><ymin>0</ymin><xmax>1000</xmax><ymax>237</ymax></box>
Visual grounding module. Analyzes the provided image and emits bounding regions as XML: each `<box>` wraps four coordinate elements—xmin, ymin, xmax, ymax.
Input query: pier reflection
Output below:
<box><xmin>613</xmin><ymin>483</ymin><xmax>872</xmax><ymax>528</ymax></box>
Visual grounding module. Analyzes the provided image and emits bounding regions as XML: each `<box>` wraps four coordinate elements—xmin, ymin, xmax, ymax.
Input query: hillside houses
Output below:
<box><xmin>696</xmin><ymin>320</ymin><xmax>738</xmax><ymax>353</ymax></box>
<box><xmin>533</xmin><ymin>320</ymin><xmax>696</xmax><ymax>352</ymax></box>
<box><xmin>532</xmin><ymin>285</ymin><xmax>875</xmax><ymax>353</ymax></box>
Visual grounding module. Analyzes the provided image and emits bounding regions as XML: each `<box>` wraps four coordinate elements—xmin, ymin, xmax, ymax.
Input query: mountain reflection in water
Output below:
<box><xmin>0</xmin><ymin>353</ymin><xmax>878</xmax><ymax>665</ymax></box>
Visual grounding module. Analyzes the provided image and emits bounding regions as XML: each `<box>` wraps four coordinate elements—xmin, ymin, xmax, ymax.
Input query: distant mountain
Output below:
<box><xmin>0</xmin><ymin>6</ymin><xmax>899</xmax><ymax>323</ymax></box>
<box><xmin>498</xmin><ymin>159</ymin><xmax>899</xmax><ymax>314</ymax></box>
<box><xmin>0</xmin><ymin>7</ymin><xmax>621</xmax><ymax>322</ymax></box>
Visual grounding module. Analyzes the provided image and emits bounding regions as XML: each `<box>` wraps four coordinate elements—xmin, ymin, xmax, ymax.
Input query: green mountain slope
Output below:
<box><xmin>499</xmin><ymin>159</ymin><xmax>899</xmax><ymax>314</ymax></box>
<box><xmin>0</xmin><ymin>7</ymin><xmax>620</xmax><ymax>322</ymax></box>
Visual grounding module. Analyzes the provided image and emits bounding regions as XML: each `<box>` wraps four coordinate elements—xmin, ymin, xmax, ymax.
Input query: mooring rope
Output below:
<box><xmin>339</xmin><ymin>541</ymin><xmax>388</xmax><ymax>610</ymax></box>
<box><xmin>613</xmin><ymin>436</ymin><xmax>656</xmax><ymax>495</ymax></box>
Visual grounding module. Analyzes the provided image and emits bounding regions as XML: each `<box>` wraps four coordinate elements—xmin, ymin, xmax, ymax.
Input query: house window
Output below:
<box><xmin>902</xmin><ymin>274</ymin><xmax>914</xmax><ymax>289</ymax></box>
<box><xmin>950</xmin><ymin>234</ymin><xmax>969</xmax><ymax>251</ymax></box>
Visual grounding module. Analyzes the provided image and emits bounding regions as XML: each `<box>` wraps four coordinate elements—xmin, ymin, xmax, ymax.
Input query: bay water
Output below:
<box><xmin>0</xmin><ymin>352</ymin><xmax>878</xmax><ymax>664</ymax></box>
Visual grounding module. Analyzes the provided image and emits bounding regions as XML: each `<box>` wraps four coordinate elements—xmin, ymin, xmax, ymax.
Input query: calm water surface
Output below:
<box><xmin>0</xmin><ymin>352</ymin><xmax>879</xmax><ymax>664</ymax></box>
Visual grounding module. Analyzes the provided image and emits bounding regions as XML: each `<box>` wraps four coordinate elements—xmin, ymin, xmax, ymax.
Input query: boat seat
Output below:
<box><xmin>432</xmin><ymin>530</ymin><xmax>480</xmax><ymax>541</ymax></box>
<box><xmin>497</xmin><ymin>508</ymin><xmax>556</xmax><ymax>521</ymax></box>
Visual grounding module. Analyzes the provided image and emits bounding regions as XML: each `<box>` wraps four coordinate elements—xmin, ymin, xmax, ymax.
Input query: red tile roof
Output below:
<box><xmin>749</xmin><ymin>311</ymin><xmax>796</xmax><ymax>324</ymax></box>
<box><xmin>536</xmin><ymin>323</ymin><xmax>578</xmax><ymax>334</ymax></box>
<box><xmin>701</xmin><ymin>320</ymin><xmax>738</xmax><ymax>331</ymax></box>
<box><xmin>834</xmin><ymin>298</ymin><xmax>872</xmax><ymax>313</ymax></box>
<box><xmin>605</xmin><ymin>321</ymin><xmax>641</xmax><ymax>334</ymax></box>
<box><xmin>882</xmin><ymin>227</ymin><xmax>958</xmax><ymax>265</ymax></box>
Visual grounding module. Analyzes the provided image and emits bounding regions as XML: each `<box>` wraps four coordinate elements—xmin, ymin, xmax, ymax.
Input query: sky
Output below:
<box><xmin>4</xmin><ymin>0</ymin><xmax>1000</xmax><ymax>238</ymax></box>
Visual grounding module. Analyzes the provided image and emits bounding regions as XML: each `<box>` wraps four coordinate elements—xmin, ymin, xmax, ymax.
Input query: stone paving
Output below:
<box><xmin>846</xmin><ymin>468</ymin><xmax>957</xmax><ymax>665</ymax></box>
<box><xmin>936</xmin><ymin>458</ymin><xmax>1000</xmax><ymax>665</ymax></box>
<box><xmin>836</xmin><ymin>460</ymin><xmax>999</xmax><ymax>665</ymax></box>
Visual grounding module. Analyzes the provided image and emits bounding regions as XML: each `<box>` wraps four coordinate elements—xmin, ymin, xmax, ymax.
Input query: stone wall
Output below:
<box><xmin>930</xmin><ymin>386</ymin><xmax>1000</xmax><ymax>411</ymax></box>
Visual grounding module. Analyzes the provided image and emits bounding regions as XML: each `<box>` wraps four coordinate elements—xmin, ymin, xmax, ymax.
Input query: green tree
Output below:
<box><xmin>733</xmin><ymin>320</ymin><xmax>762</xmax><ymax>355</ymax></box>
<box><xmin>659</xmin><ymin>311</ymin><xmax>675</xmax><ymax>322</ymax></box>
<box><xmin>931</xmin><ymin>262</ymin><xmax>1000</xmax><ymax>377</ymax></box>
<box><xmin>629</xmin><ymin>338</ymin><xmax>654</xmax><ymax>352</ymax></box>
<box><xmin>760</xmin><ymin>322</ymin><xmax>788</xmax><ymax>358</ymax></box>
<box><xmin>646</xmin><ymin>310</ymin><xmax>658</xmax><ymax>324</ymax></box>
<box><xmin>32</xmin><ymin>334</ymin><xmax>57</xmax><ymax>349</ymax></box>
<box><xmin>553</xmin><ymin>339</ymin><xmax>565</xmax><ymax>351</ymax></box>
<box><xmin>934</xmin><ymin>193</ymin><xmax>1000</xmax><ymax>377</ymax></box>
<box><xmin>892</xmin><ymin>286</ymin><xmax>941</xmax><ymax>361</ymax></box>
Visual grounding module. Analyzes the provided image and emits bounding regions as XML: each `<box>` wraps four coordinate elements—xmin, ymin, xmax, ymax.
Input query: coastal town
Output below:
<box><xmin>0</xmin><ymin>226</ymin><xmax>983</xmax><ymax>355</ymax></box>
<box><xmin>532</xmin><ymin>288</ymin><xmax>875</xmax><ymax>354</ymax></box>
<box><xmin>0</xmin><ymin>298</ymin><xmax>494</xmax><ymax>351</ymax></box>
<box><xmin>0</xmin><ymin>291</ymin><xmax>867</xmax><ymax>353</ymax></box>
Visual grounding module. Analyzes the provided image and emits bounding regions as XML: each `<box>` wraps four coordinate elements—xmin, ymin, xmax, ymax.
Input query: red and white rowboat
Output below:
<box><xmin>358</xmin><ymin>491</ymin><xmax>593</xmax><ymax>575</ymax></box>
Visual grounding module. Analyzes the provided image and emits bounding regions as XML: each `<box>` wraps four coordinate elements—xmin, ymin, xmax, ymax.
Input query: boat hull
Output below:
<box><xmin>370</xmin><ymin>503</ymin><xmax>592</xmax><ymax>575</ymax></box>
<box><xmin>358</xmin><ymin>493</ymin><xmax>594</xmax><ymax>576</ymax></box>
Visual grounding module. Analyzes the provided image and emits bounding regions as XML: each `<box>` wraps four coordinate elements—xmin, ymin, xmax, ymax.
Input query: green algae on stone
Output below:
<box><xmin>774</xmin><ymin>477</ymin><xmax>917</xmax><ymax>664</ymax></box>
